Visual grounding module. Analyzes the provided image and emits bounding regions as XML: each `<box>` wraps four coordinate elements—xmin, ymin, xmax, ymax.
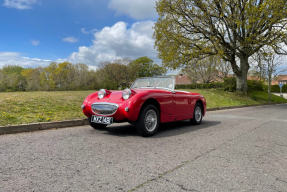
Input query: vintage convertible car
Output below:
<box><xmin>82</xmin><ymin>76</ymin><xmax>206</xmax><ymax>136</ymax></box>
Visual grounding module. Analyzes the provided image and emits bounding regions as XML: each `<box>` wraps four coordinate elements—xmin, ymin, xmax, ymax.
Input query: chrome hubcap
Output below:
<box><xmin>195</xmin><ymin>106</ymin><xmax>202</xmax><ymax>122</ymax></box>
<box><xmin>144</xmin><ymin>109</ymin><xmax>157</xmax><ymax>132</ymax></box>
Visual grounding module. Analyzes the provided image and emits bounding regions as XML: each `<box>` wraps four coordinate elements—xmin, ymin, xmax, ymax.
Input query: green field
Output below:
<box><xmin>0</xmin><ymin>89</ymin><xmax>286</xmax><ymax>126</ymax></box>
<box><xmin>0</xmin><ymin>91</ymin><xmax>93</xmax><ymax>126</ymax></box>
<box><xmin>186</xmin><ymin>89</ymin><xmax>287</xmax><ymax>108</ymax></box>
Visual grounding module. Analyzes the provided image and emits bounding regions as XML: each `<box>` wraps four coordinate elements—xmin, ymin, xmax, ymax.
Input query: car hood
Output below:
<box><xmin>96</xmin><ymin>90</ymin><xmax>125</xmax><ymax>103</ymax></box>
<box><xmin>85</xmin><ymin>88</ymin><xmax>174</xmax><ymax>105</ymax></box>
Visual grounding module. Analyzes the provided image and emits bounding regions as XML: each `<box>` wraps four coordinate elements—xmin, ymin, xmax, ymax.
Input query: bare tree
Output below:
<box><xmin>251</xmin><ymin>52</ymin><xmax>267</xmax><ymax>81</ymax></box>
<box><xmin>216</xmin><ymin>59</ymin><xmax>232</xmax><ymax>80</ymax></box>
<box><xmin>183</xmin><ymin>56</ymin><xmax>219</xmax><ymax>83</ymax></box>
<box><xmin>262</xmin><ymin>52</ymin><xmax>282</xmax><ymax>102</ymax></box>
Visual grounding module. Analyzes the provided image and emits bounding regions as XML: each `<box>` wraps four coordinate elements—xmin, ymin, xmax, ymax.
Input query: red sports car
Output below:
<box><xmin>82</xmin><ymin>76</ymin><xmax>206</xmax><ymax>136</ymax></box>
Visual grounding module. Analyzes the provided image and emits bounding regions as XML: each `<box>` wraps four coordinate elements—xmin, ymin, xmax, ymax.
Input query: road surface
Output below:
<box><xmin>1</xmin><ymin>104</ymin><xmax>287</xmax><ymax>192</ymax></box>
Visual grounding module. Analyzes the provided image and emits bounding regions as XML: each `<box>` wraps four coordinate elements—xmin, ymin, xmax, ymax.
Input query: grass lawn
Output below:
<box><xmin>0</xmin><ymin>91</ymin><xmax>94</xmax><ymax>126</ymax></box>
<box><xmin>0</xmin><ymin>89</ymin><xmax>286</xmax><ymax>126</ymax></box>
<box><xmin>186</xmin><ymin>89</ymin><xmax>287</xmax><ymax>109</ymax></box>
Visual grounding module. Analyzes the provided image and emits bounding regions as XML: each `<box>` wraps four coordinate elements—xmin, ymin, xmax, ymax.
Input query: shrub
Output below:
<box><xmin>247</xmin><ymin>80</ymin><xmax>264</xmax><ymax>91</ymax></box>
<box><xmin>223</xmin><ymin>77</ymin><xmax>236</xmax><ymax>92</ymax></box>
<box><xmin>267</xmin><ymin>84</ymin><xmax>287</xmax><ymax>93</ymax></box>
<box><xmin>175</xmin><ymin>82</ymin><xmax>224</xmax><ymax>89</ymax></box>
<box><xmin>223</xmin><ymin>78</ymin><xmax>265</xmax><ymax>92</ymax></box>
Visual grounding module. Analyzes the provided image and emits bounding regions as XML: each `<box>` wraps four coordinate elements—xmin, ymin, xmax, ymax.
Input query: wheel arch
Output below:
<box><xmin>140</xmin><ymin>98</ymin><xmax>161</xmax><ymax>117</ymax></box>
<box><xmin>196</xmin><ymin>99</ymin><xmax>205</xmax><ymax>115</ymax></box>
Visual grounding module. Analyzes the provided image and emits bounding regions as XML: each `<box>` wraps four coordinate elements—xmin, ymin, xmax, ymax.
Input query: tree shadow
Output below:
<box><xmin>103</xmin><ymin>120</ymin><xmax>221</xmax><ymax>138</ymax></box>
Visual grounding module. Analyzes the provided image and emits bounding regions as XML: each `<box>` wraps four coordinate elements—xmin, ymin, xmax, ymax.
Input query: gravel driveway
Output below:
<box><xmin>0</xmin><ymin>104</ymin><xmax>287</xmax><ymax>192</ymax></box>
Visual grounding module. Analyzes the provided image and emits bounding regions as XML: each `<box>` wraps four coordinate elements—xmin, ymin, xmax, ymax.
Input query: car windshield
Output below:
<box><xmin>131</xmin><ymin>77</ymin><xmax>175</xmax><ymax>91</ymax></box>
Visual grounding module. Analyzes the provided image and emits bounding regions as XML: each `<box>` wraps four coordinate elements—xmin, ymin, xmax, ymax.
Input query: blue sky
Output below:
<box><xmin>0</xmin><ymin>0</ymin><xmax>157</xmax><ymax>68</ymax></box>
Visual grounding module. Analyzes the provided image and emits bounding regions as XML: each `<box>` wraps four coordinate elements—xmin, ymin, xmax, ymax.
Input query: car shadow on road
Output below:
<box><xmin>103</xmin><ymin>120</ymin><xmax>221</xmax><ymax>138</ymax></box>
<box><xmin>155</xmin><ymin>120</ymin><xmax>221</xmax><ymax>138</ymax></box>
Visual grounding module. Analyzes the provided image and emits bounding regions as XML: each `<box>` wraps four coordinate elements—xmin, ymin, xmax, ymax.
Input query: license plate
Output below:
<box><xmin>91</xmin><ymin>115</ymin><xmax>113</xmax><ymax>125</ymax></box>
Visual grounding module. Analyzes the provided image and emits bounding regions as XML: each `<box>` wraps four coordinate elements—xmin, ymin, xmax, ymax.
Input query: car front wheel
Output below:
<box><xmin>136</xmin><ymin>105</ymin><xmax>159</xmax><ymax>137</ymax></box>
<box><xmin>191</xmin><ymin>103</ymin><xmax>203</xmax><ymax>125</ymax></box>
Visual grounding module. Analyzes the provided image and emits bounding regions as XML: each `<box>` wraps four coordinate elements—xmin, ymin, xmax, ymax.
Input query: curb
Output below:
<box><xmin>206</xmin><ymin>102</ymin><xmax>284</xmax><ymax>111</ymax></box>
<box><xmin>0</xmin><ymin>119</ymin><xmax>89</xmax><ymax>135</ymax></box>
<box><xmin>0</xmin><ymin>103</ymin><xmax>286</xmax><ymax>135</ymax></box>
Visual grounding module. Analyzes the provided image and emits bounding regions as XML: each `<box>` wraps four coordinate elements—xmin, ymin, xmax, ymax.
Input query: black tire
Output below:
<box><xmin>191</xmin><ymin>103</ymin><xmax>203</xmax><ymax>125</ymax></box>
<box><xmin>88</xmin><ymin>117</ymin><xmax>107</xmax><ymax>130</ymax></box>
<box><xmin>136</xmin><ymin>105</ymin><xmax>159</xmax><ymax>137</ymax></box>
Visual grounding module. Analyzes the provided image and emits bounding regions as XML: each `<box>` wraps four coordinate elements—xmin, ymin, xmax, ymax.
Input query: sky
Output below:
<box><xmin>0</xmin><ymin>0</ymin><xmax>158</xmax><ymax>69</ymax></box>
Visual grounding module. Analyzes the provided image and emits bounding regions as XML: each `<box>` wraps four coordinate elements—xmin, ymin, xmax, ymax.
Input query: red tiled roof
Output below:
<box><xmin>272</xmin><ymin>75</ymin><xmax>287</xmax><ymax>85</ymax></box>
<box><xmin>175</xmin><ymin>74</ymin><xmax>192</xmax><ymax>85</ymax></box>
<box><xmin>277</xmin><ymin>75</ymin><xmax>287</xmax><ymax>81</ymax></box>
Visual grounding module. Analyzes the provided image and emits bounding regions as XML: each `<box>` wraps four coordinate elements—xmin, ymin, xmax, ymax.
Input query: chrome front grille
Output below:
<box><xmin>91</xmin><ymin>103</ymin><xmax>118</xmax><ymax>116</ymax></box>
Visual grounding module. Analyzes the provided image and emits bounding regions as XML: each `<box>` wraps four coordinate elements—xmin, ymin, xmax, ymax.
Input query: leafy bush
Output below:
<box><xmin>247</xmin><ymin>80</ymin><xmax>264</xmax><ymax>91</ymax></box>
<box><xmin>224</xmin><ymin>78</ymin><xmax>265</xmax><ymax>92</ymax></box>
<box><xmin>175</xmin><ymin>82</ymin><xmax>224</xmax><ymax>89</ymax></box>
<box><xmin>223</xmin><ymin>77</ymin><xmax>236</xmax><ymax>92</ymax></box>
<box><xmin>265</xmin><ymin>84</ymin><xmax>287</xmax><ymax>93</ymax></box>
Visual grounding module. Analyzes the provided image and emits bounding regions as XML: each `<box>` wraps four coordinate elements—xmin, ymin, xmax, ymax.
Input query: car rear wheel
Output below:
<box><xmin>191</xmin><ymin>103</ymin><xmax>203</xmax><ymax>125</ymax></box>
<box><xmin>136</xmin><ymin>105</ymin><xmax>159</xmax><ymax>137</ymax></box>
<box><xmin>88</xmin><ymin>117</ymin><xmax>107</xmax><ymax>130</ymax></box>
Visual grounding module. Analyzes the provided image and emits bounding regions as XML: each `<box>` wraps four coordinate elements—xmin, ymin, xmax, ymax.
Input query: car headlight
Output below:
<box><xmin>98</xmin><ymin>89</ymin><xmax>106</xmax><ymax>99</ymax></box>
<box><xmin>122</xmin><ymin>88</ymin><xmax>132</xmax><ymax>100</ymax></box>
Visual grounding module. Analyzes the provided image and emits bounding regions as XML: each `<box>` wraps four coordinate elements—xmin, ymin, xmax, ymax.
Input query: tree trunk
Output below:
<box><xmin>236</xmin><ymin>56</ymin><xmax>249</xmax><ymax>94</ymax></box>
<box><xmin>268</xmin><ymin>68</ymin><xmax>272</xmax><ymax>103</ymax></box>
<box><xmin>268</xmin><ymin>77</ymin><xmax>271</xmax><ymax>103</ymax></box>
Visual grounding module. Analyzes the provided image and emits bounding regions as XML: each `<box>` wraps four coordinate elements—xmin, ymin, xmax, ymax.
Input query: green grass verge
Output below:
<box><xmin>0</xmin><ymin>89</ymin><xmax>286</xmax><ymax>126</ymax></box>
<box><xmin>186</xmin><ymin>89</ymin><xmax>287</xmax><ymax>109</ymax></box>
<box><xmin>0</xmin><ymin>91</ymin><xmax>93</xmax><ymax>126</ymax></box>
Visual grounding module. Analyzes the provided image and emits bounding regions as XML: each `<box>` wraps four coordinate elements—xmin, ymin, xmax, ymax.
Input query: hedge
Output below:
<box><xmin>264</xmin><ymin>84</ymin><xmax>287</xmax><ymax>93</ymax></box>
<box><xmin>223</xmin><ymin>77</ymin><xmax>236</xmax><ymax>92</ymax></box>
<box><xmin>176</xmin><ymin>78</ymin><xmax>286</xmax><ymax>92</ymax></box>
<box><xmin>175</xmin><ymin>82</ymin><xmax>224</xmax><ymax>89</ymax></box>
<box><xmin>223</xmin><ymin>77</ymin><xmax>265</xmax><ymax>92</ymax></box>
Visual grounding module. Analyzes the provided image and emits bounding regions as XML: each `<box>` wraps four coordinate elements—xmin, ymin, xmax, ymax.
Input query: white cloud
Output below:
<box><xmin>3</xmin><ymin>0</ymin><xmax>37</xmax><ymax>10</ymax></box>
<box><xmin>69</xmin><ymin>21</ymin><xmax>158</xmax><ymax>67</ymax></box>
<box><xmin>81</xmin><ymin>27</ymin><xmax>98</xmax><ymax>35</ymax></box>
<box><xmin>108</xmin><ymin>0</ymin><xmax>157</xmax><ymax>20</ymax></box>
<box><xmin>31</xmin><ymin>40</ymin><xmax>40</xmax><ymax>46</ymax></box>
<box><xmin>0</xmin><ymin>52</ymin><xmax>52</xmax><ymax>68</ymax></box>
<box><xmin>62</xmin><ymin>36</ymin><xmax>78</xmax><ymax>43</ymax></box>
<box><xmin>81</xmin><ymin>28</ymin><xmax>90</xmax><ymax>35</ymax></box>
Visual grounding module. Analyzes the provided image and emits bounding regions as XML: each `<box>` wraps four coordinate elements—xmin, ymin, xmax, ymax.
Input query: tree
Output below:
<box><xmin>261</xmin><ymin>51</ymin><xmax>282</xmax><ymax>102</ymax></box>
<box><xmin>216</xmin><ymin>59</ymin><xmax>232</xmax><ymax>80</ymax></box>
<box><xmin>128</xmin><ymin>57</ymin><xmax>167</xmax><ymax>80</ymax></box>
<box><xmin>250</xmin><ymin>52</ymin><xmax>266</xmax><ymax>81</ymax></box>
<box><xmin>155</xmin><ymin>0</ymin><xmax>287</xmax><ymax>94</ymax></box>
<box><xmin>21</xmin><ymin>68</ymin><xmax>42</xmax><ymax>91</ymax></box>
<box><xmin>96</xmin><ymin>62</ymin><xmax>132</xmax><ymax>89</ymax></box>
<box><xmin>252</xmin><ymin>48</ymin><xmax>286</xmax><ymax>101</ymax></box>
<box><xmin>0</xmin><ymin>65</ymin><xmax>26</xmax><ymax>91</ymax></box>
<box><xmin>183</xmin><ymin>56</ymin><xmax>219</xmax><ymax>83</ymax></box>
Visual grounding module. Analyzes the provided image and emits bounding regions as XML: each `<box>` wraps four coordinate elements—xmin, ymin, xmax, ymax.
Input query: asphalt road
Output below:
<box><xmin>1</xmin><ymin>104</ymin><xmax>287</xmax><ymax>192</ymax></box>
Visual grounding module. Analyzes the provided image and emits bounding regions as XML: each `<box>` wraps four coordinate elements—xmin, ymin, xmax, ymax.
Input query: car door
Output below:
<box><xmin>173</xmin><ymin>91</ymin><xmax>193</xmax><ymax>120</ymax></box>
<box><xmin>155</xmin><ymin>90</ymin><xmax>177</xmax><ymax>122</ymax></box>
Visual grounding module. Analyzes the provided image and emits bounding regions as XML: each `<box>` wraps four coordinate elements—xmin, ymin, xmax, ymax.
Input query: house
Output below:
<box><xmin>175</xmin><ymin>74</ymin><xmax>192</xmax><ymax>85</ymax></box>
<box><xmin>272</xmin><ymin>75</ymin><xmax>287</xmax><ymax>85</ymax></box>
<box><xmin>175</xmin><ymin>73</ymin><xmax>287</xmax><ymax>86</ymax></box>
<box><xmin>175</xmin><ymin>73</ymin><xmax>226</xmax><ymax>85</ymax></box>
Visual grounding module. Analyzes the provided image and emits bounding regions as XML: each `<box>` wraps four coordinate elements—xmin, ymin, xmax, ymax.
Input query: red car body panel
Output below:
<box><xmin>82</xmin><ymin>88</ymin><xmax>206</xmax><ymax>123</ymax></box>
